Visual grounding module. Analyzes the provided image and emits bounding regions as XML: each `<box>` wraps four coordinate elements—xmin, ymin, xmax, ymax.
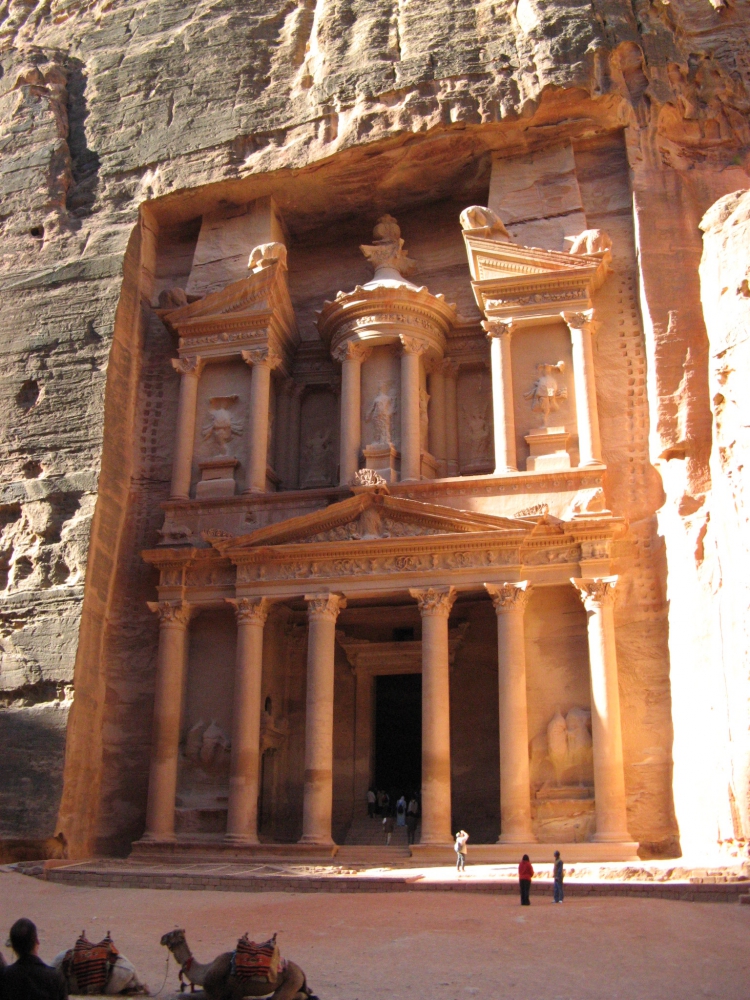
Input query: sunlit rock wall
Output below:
<box><xmin>0</xmin><ymin>0</ymin><xmax>749</xmax><ymax>857</ymax></box>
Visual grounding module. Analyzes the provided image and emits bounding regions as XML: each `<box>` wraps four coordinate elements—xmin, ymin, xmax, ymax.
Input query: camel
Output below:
<box><xmin>160</xmin><ymin>929</ymin><xmax>318</xmax><ymax>1000</ymax></box>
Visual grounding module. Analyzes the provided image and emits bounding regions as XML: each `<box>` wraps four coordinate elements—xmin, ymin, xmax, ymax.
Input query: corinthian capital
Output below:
<box><xmin>171</xmin><ymin>356</ymin><xmax>204</xmax><ymax>377</ymax></box>
<box><xmin>482</xmin><ymin>319</ymin><xmax>514</xmax><ymax>340</ymax></box>
<box><xmin>242</xmin><ymin>347</ymin><xmax>283</xmax><ymax>370</ymax></box>
<box><xmin>147</xmin><ymin>600</ymin><xmax>191</xmax><ymax>626</ymax></box>
<box><xmin>227</xmin><ymin>597</ymin><xmax>270</xmax><ymax>625</ymax></box>
<box><xmin>399</xmin><ymin>335</ymin><xmax>429</xmax><ymax>357</ymax></box>
<box><xmin>571</xmin><ymin>575</ymin><xmax>617</xmax><ymax>610</ymax></box>
<box><xmin>410</xmin><ymin>586</ymin><xmax>456</xmax><ymax>617</ymax></box>
<box><xmin>305</xmin><ymin>592</ymin><xmax>347</xmax><ymax>622</ymax></box>
<box><xmin>484</xmin><ymin>581</ymin><xmax>532</xmax><ymax>613</ymax></box>
<box><xmin>332</xmin><ymin>340</ymin><xmax>371</xmax><ymax>365</ymax></box>
<box><xmin>441</xmin><ymin>357</ymin><xmax>460</xmax><ymax>378</ymax></box>
<box><xmin>561</xmin><ymin>309</ymin><xmax>595</xmax><ymax>332</ymax></box>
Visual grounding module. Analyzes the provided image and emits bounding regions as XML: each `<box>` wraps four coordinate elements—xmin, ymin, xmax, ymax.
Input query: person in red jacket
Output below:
<box><xmin>518</xmin><ymin>854</ymin><xmax>534</xmax><ymax>905</ymax></box>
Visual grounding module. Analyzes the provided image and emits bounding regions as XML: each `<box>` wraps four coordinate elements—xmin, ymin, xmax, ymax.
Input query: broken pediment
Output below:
<box><xmin>461</xmin><ymin>227</ymin><xmax>611</xmax><ymax>325</ymax></box>
<box><xmin>211</xmin><ymin>492</ymin><xmax>530</xmax><ymax>554</ymax></box>
<box><xmin>158</xmin><ymin>255</ymin><xmax>298</xmax><ymax>361</ymax></box>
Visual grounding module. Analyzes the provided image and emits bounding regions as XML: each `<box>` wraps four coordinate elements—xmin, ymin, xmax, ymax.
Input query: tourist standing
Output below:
<box><xmin>454</xmin><ymin>829</ymin><xmax>469</xmax><ymax>873</ymax></box>
<box><xmin>396</xmin><ymin>794</ymin><xmax>407</xmax><ymax>826</ymax></box>
<box><xmin>367</xmin><ymin>788</ymin><xmax>376</xmax><ymax>818</ymax></box>
<box><xmin>406</xmin><ymin>796</ymin><xmax>419</xmax><ymax>845</ymax></box>
<box><xmin>553</xmin><ymin>850</ymin><xmax>564</xmax><ymax>903</ymax></box>
<box><xmin>518</xmin><ymin>854</ymin><xmax>534</xmax><ymax>905</ymax></box>
<box><xmin>383</xmin><ymin>813</ymin><xmax>395</xmax><ymax>845</ymax></box>
<box><xmin>2</xmin><ymin>918</ymin><xmax>67</xmax><ymax>1000</ymax></box>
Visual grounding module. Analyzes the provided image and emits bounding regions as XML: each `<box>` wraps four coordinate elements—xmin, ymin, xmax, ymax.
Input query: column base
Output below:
<box><xmin>579</xmin><ymin>458</ymin><xmax>604</xmax><ymax>468</ymax></box>
<box><xmin>168</xmin><ymin>493</ymin><xmax>190</xmax><ymax>502</ymax></box>
<box><xmin>224</xmin><ymin>834</ymin><xmax>261</xmax><ymax>846</ymax></box>
<box><xmin>493</xmin><ymin>466</ymin><xmax>518</xmax><ymax>475</ymax></box>
<box><xmin>591</xmin><ymin>832</ymin><xmax>635</xmax><ymax>844</ymax></box>
<box><xmin>139</xmin><ymin>832</ymin><xmax>176</xmax><ymax>843</ymax></box>
<box><xmin>242</xmin><ymin>486</ymin><xmax>265</xmax><ymax>495</ymax></box>
<box><xmin>497</xmin><ymin>832</ymin><xmax>538</xmax><ymax>845</ymax></box>
<box><xmin>298</xmin><ymin>835</ymin><xmax>336</xmax><ymax>847</ymax></box>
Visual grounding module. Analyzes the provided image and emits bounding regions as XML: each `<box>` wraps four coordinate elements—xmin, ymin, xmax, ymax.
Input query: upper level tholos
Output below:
<box><xmin>155</xmin><ymin>194</ymin><xmax>612</xmax><ymax>539</ymax></box>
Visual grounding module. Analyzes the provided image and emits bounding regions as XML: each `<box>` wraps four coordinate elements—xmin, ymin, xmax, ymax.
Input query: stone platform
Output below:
<box><xmin>18</xmin><ymin>858</ymin><xmax>750</xmax><ymax>904</ymax></box>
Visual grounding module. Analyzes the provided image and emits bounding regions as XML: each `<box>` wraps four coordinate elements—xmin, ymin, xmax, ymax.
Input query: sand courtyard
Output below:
<box><xmin>2</xmin><ymin>869</ymin><xmax>749</xmax><ymax>1000</ymax></box>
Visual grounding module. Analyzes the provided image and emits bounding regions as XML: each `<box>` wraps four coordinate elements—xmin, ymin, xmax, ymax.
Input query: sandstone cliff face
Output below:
<box><xmin>0</xmin><ymin>0</ymin><xmax>749</xmax><ymax>857</ymax></box>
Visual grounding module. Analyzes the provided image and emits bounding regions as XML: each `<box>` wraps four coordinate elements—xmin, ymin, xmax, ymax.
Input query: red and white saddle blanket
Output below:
<box><xmin>231</xmin><ymin>933</ymin><xmax>284</xmax><ymax>983</ymax></box>
<box><xmin>62</xmin><ymin>931</ymin><xmax>119</xmax><ymax>994</ymax></box>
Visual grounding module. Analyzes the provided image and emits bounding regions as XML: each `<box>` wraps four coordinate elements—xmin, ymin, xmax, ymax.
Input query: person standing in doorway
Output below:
<box><xmin>367</xmin><ymin>788</ymin><xmax>376</xmax><ymax>819</ymax></box>
<box><xmin>553</xmin><ymin>850</ymin><xmax>564</xmax><ymax>903</ymax></box>
<box><xmin>396</xmin><ymin>794</ymin><xmax>407</xmax><ymax>827</ymax></box>
<box><xmin>383</xmin><ymin>812</ymin><xmax>395</xmax><ymax>845</ymax></box>
<box><xmin>518</xmin><ymin>854</ymin><xmax>534</xmax><ymax>905</ymax></box>
<box><xmin>406</xmin><ymin>795</ymin><xmax>419</xmax><ymax>845</ymax></box>
<box><xmin>454</xmin><ymin>830</ymin><xmax>469</xmax><ymax>873</ymax></box>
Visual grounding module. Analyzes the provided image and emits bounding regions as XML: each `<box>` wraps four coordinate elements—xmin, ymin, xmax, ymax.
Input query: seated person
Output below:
<box><xmin>2</xmin><ymin>918</ymin><xmax>67</xmax><ymax>1000</ymax></box>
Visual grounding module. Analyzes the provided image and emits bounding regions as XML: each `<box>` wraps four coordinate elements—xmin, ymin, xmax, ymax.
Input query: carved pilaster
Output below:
<box><xmin>561</xmin><ymin>309</ymin><xmax>602</xmax><ymax>467</ymax></box>
<box><xmin>483</xmin><ymin>317</ymin><xmax>517</xmax><ymax>473</ymax></box>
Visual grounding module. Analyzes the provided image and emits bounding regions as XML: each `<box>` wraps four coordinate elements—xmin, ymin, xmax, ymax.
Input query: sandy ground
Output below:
<box><xmin>2</xmin><ymin>870</ymin><xmax>749</xmax><ymax>1000</ymax></box>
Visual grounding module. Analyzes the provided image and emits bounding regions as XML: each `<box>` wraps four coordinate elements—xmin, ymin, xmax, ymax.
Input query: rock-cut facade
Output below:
<box><xmin>0</xmin><ymin>0</ymin><xmax>749</xmax><ymax>863</ymax></box>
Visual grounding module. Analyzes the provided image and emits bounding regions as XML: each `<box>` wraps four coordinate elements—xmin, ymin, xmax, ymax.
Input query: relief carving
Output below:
<box><xmin>367</xmin><ymin>382</ymin><xmax>396</xmax><ymax>447</ymax></box>
<box><xmin>300</xmin><ymin>427</ymin><xmax>335</xmax><ymax>489</ymax></box>
<box><xmin>248</xmin><ymin>242</ymin><xmax>287</xmax><ymax>271</ymax></box>
<box><xmin>524</xmin><ymin>362</ymin><xmax>568</xmax><ymax>427</ymax></box>
<box><xmin>201</xmin><ymin>396</ymin><xmax>242</xmax><ymax>456</ymax></box>
<box><xmin>360</xmin><ymin>215</ymin><xmax>416</xmax><ymax>279</ymax></box>
<box><xmin>419</xmin><ymin>387</ymin><xmax>430</xmax><ymax>452</ymax></box>
<box><xmin>183</xmin><ymin>719</ymin><xmax>231</xmax><ymax>780</ymax></box>
<box><xmin>566</xmin><ymin>229</ymin><xmax>612</xmax><ymax>256</ymax></box>
<box><xmin>351</xmin><ymin>468</ymin><xmax>386</xmax><ymax>489</ymax></box>
<box><xmin>530</xmin><ymin>706</ymin><xmax>594</xmax><ymax>792</ymax></box>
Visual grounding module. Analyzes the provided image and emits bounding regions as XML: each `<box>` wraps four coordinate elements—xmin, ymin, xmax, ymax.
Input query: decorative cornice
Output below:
<box><xmin>409</xmin><ymin>586</ymin><xmax>456</xmax><ymax>617</ymax></box>
<box><xmin>227</xmin><ymin>597</ymin><xmax>270</xmax><ymax>625</ymax></box>
<box><xmin>571</xmin><ymin>575</ymin><xmax>618</xmax><ymax>610</ymax></box>
<box><xmin>484</xmin><ymin>581</ymin><xmax>532</xmax><ymax>613</ymax></box>
<box><xmin>305</xmin><ymin>592</ymin><xmax>347</xmax><ymax>622</ymax></box>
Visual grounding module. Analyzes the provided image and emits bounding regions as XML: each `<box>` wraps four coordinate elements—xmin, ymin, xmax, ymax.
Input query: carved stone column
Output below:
<box><xmin>443</xmin><ymin>359</ymin><xmax>459</xmax><ymax>477</ymax></box>
<box><xmin>170</xmin><ymin>357</ymin><xmax>204</xmax><ymax>500</ymax></box>
<box><xmin>144</xmin><ymin>600</ymin><xmax>191</xmax><ymax>840</ymax></box>
<box><xmin>225</xmin><ymin>597</ymin><xmax>270</xmax><ymax>844</ymax></box>
<box><xmin>426</xmin><ymin>359</ymin><xmax>447</xmax><ymax>476</ymax></box>
<box><xmin>400</xmin><ymin>336</ymin><xmax>428</xmax><ymax>482</ymax></box>
<box><xmin>242</xmin><ymin>347</ymin><xmax>282</xmax><ymax>493</ymax></box>
<box><xmin>563</xmin><ymin>311</ymin><xmax>603</xmax><ymax>466</ymax></box>
<box><xmin>572</xmin><ymin>576</ymin><xmax>631</xmax><ymax>842</ymax></box>
<box><xmin>484</xmin><ymin>320</ymin><xmax>517</xmax><ymax>474</ymax></box>
<box><xmin>334</xmin><ymin>341</ymin><xmax>370</xmax><ymax>487</ymax></box>
<box><xmin>275</xmin><ymin>380</ymin><xmax>294</xmax><ymax>489</ymax></box>
<box><xmin>410</xmin><ymin>586</ymin><xmax>456</xmax><ymax>845</ymax></box>
<box><xmin>485</xmin><ymin>582</ymin><xmax>536</xmax><ymax>843</ymax></box>
<box><xmin>300</xmin><ymin>592</ymin><xmax>347</xmax><ymax>845</ymax></box>
<box><xmin>287</xmin><ymin>383</ymin><xmax>303</xmax><ymax>490</ymax></box>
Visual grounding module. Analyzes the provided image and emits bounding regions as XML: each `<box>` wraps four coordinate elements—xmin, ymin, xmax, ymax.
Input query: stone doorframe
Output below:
<box><xmin>336</xmin><ymin>627</ymin><xmax>469</xmax><ymax>820</ymax></box>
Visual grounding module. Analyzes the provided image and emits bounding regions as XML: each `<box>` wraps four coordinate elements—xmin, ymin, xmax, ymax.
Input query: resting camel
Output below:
<box><xmin>160</xmin><ymin>929</ymin><xmax>318</xmax><ymax>1000</ymax></box>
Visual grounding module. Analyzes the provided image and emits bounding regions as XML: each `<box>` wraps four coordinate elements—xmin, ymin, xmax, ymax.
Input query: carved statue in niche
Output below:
<box><xmin>461</xmin><ymin>376</ymin><xmax>490</xmax><ymax>465</ymax></box>
<box><xmin>301</xmin><ymin>426</ymin><xmax>335</xmax><ymax>488</ymax></box>
<box><xmin>524</xmin><ymin>363</ymin><xmax>568</xmax><ymax>427</ymax></box>
<box><xmin>419</xmin><ymin>387</ymin><xmax>430</xmax><ymax>452</ymax></box>
<box><xmin>367</xmin><ymin>382</ymin><xmax>396</xmax><ymax>446</ymax></box>
<box><xmin>201</xmin><ymin>396</ymin><xmax>242</xmax><ymax>456</ymax></box>
<box><xmin>529</xmin><ymin>706</ymin><xmax>594</xmax><ymax>792</ymax></box>
<box><xmin>182</xmin><ymin>719</ymin><xmax>231</xmax><ymax>788</ymax></box>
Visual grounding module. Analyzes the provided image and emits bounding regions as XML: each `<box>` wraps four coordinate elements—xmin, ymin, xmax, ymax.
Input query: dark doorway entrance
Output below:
<box><xmin>374</xmin><ymin>673</ymin><xmax>422</xmax><ymax>799</ymax></box>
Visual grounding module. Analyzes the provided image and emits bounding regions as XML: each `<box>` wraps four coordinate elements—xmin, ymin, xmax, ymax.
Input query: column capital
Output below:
<box><xmin>332</xmin><ymin>340</ymin><xmax>371</xmax><ymax>364</ymax></box>
<box><xmin>171</xmin><ymin>355</ymin><xmax>204</xmax><ymax>378</ymax></box>
<box><xmin>423</xmin><ymin>355</ymin><xmax>446</xmax><ymax>376</ymax></box>
<box><xmin>482</xmin><ymin>319</ymin><xmax>515</xmax><ymax>340</ymax></box>
<box><xmin>441</xmin><ymin>357</ymin><xmax>460</xmax><ymax>378</ymax></box>
<box><xmin>242</xmin><ymin>346</ymin><xmax>283</xmax><ymax>370</ymax></box>
<box><xmin>305</xmin><ymin>592</ymin><xmax>347</xmax><ymax>622</ymax></box>
<box><xmin>147</xmin><ymin>600</ymin><xmax>191</xmax><ymax>627</ymax></box>
<box><xmin>561</xmin><ymin>309</ymin><xmax>596</xmax><ymax>332</ymax></box>
<box><xmin>399</xmin><ymin>334</ymin><xmax>429</xmax><ymax>357</ymax></box>
<box><xmin>227</xmin><ymin>597</ymin><xmax>270</xmax><ymax>625</ymax></box>
<box><xmin>410</xmin><ymin>586</ymin><xmax>456</xmax><ymax>617</ymax></box>
<box><xmin>484</xmin><ymin>581</ymin><xmax>532</xmax><ymax>613</ymax></box>
<box><xmin>571</xmin><ymin>575</ymin><xmax>618</xmax><ymax>610</ymax></box>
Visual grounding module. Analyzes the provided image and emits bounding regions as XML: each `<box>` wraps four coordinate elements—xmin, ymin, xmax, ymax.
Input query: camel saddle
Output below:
<box><xmin>62</xmin><ymin>931</ymin><xmax>119</xmax><ymax>994</ymax></box>
<box><xmin>231</xmin><ymin>932</ymin><xmax>282</xmax><ymax>983</ymax></box>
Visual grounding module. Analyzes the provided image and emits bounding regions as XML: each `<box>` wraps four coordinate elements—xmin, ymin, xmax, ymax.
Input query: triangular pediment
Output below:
<box><xmin>215</xmin><ymin>492</ymin><xmax>531</xmax><ymax>554</ymax></box>
<box><xmin>464</xmin><ymin>234</ymin><xmax>598</xmax><ymax>284</ymax></box>
<box><xmin>160</xmin><ymin>259</ymin><xmax>297</xmax><ymax>340</ymax></box>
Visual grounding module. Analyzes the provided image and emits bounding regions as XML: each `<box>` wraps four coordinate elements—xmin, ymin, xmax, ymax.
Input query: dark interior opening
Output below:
<box><xmin>374</xmin><ymin>673</ymin><xmax>422</xmax><ymax>802</ymax></box>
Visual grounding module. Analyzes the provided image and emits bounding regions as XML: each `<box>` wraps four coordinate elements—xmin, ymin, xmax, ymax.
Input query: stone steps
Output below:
<box><xmin>344</xmin><ymin>816</ymin><xmax>412</xmax><ymax>846</ymax></box>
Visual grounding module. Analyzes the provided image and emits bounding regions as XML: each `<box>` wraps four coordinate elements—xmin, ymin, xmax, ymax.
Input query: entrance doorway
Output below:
<box><xmin>374</xmin><ymin>673</ymin><xmax>422</xmax><ymax>800</ymax></box>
